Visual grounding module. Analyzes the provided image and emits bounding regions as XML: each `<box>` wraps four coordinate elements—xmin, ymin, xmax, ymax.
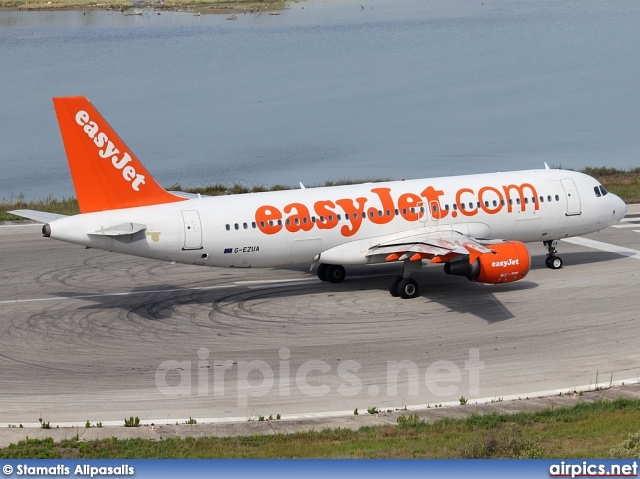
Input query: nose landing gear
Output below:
<box><xmin>543</xmin><ymin>240</ymin><xmax>563</xmax><ymax>269</ymax></box>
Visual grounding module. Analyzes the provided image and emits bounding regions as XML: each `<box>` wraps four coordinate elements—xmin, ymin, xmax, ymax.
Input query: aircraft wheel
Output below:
<box><xmin>317</xmin><ymin>263</ymin><xmax>329</xmax><ymax>281</ymax></box>
<box><xmin>389</xmin><ymin>276</ymin><xmax>402</xmax><ymax>297</ymax></box>
<box><xmin>326</xmin><ymin>265</ymin><xmax>346</xmax><ymax>283</ymax></box>
<box><xmin>398</xmin><ymin>278</ymin><xmax>419</xmax><ymax>299</ymax></box>
<box><xmin>547</xmin><ymin>255</ymin><xmax>563</xmax><ymax>270</ymax></box>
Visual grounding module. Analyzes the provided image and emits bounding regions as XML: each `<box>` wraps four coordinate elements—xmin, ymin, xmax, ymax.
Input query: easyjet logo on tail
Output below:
<box><xmin>75</xmin><ymin>110</ymin><xmax>146</xmax><ymax>192</ymax></box>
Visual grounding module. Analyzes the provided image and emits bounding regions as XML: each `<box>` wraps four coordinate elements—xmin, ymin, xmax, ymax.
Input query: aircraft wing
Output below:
<box><xmin>366</xmin><ymin>230</ymin><xmax>496</xmax><ymax>265</ymax></box>
<box><xmin>317</xmin><ymin>229</ymin><xmax>498</xmax><ymax>265</ymax></box>
<box><xmin>8</xmin><ymin>209</ymin><xmax>67</xmax><ymax>223</ymax></box>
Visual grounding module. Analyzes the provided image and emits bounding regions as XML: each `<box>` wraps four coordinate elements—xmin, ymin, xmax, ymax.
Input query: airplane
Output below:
<box><xmin>10</xmin><ymin>96</ymin><xmax>627</xmax><ymax>299</ymax></box>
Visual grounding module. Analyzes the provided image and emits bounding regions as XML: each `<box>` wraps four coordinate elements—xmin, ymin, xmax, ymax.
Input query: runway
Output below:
<box><xmin>1</xmin><ymin>212</ymin><xmax>640</xmax><ymax>426</ymax></box>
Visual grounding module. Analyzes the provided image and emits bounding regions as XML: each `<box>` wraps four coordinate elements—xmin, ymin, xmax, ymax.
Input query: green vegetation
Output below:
<box><xmin>0</xmin><ymin>193</ymin><xmax>78</xmax><ymax>221</ymax></box>
<box><xmin>123</xmin><ymin>416</ymin><xmax>140</xmax><ymax>428</ymax></box>
<box><xmin>610</xmin><ymin>430</ymin><xmax>640</xmax><ymax>458</ymax></box>
<box><xmin>1</xmin><ymin>168</ymin><xmax>638</xmax><ymax>222</ymax></box>
<box><xmin>2</xmin><ymin>398</ymin><xmax>640</xmax><ymax>459</ymax></box>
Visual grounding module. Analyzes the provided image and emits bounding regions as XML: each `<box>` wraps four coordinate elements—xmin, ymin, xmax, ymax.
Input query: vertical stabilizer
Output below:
<box><xmin>53</xmin><ymin>96</ymin><xmax>184</xmax><ymax>213</ymax></box>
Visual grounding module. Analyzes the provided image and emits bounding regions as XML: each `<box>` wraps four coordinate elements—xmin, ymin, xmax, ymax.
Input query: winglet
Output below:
<box><xmin>53</xmin><ymin>96</ymin><xmax>185</xmax><ymax>213</ymax></box>
<box><xmin>544</xmin><ymin>162</ymin><xmax>550</xmax><ymax>170</ymax></box>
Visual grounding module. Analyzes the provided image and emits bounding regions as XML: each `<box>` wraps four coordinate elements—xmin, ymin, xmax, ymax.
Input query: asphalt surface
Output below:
<box><xmin>1</xmin><ymin>205</ymin><xmax>639</xmax><ymax>444</ymax></box>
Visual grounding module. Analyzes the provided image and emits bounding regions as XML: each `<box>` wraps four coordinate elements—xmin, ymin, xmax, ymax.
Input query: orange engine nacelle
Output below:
<box><xmin>443</xmin><ymin>241</ymin><xmax>531</xmax><ymax>284</ymax></box>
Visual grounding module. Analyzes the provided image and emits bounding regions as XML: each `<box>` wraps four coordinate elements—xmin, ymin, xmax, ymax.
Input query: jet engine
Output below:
<box><xmin>443</xmin><ymin>241</ymin><xmax>530</xmax><ymax>284</ymax></box>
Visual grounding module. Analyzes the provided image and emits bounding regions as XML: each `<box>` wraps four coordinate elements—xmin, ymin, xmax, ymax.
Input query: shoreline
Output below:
<box><xmin>0</xmin><ymin>0</ymin><xmax>293</xmax><ymax>13</ymax></box>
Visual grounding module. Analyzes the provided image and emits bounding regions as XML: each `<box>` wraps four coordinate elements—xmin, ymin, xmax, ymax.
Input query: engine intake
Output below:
<box><xmin>444</xmin><ymin>241</ymin><xmax>530</xmax><ymax>284</ymax></box>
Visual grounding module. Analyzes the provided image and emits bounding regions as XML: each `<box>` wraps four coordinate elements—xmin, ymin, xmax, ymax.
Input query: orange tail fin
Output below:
<box><xmin>53</xmin><ymin>96</ymin><xmax>185</xmax><ymax>213</ymax></box>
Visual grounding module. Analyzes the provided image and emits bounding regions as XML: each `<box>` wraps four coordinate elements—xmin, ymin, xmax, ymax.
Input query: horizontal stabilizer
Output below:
<box><xmin>8</xmin><ymin>209</ymin><xmax>67</xmax><ymax>223</ymax></box>
<box><xmin>92</xmin><ymin>222</ymin><xmax>147</xmax><ymax>236</ymax></box>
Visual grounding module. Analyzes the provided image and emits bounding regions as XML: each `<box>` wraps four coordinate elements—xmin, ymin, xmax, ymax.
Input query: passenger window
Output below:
<box><xmin>402</xmin><ymin>208</ymin><xmax>407</xmax><ymax>215</ymax></box>
<box><xmin>469</xmin><ymin>202</ymin><xmax>473</xmax><ymax>209</ymax></box>
<box><xmin>493</xmin><ymin>200</ymin><xmax>497</xmax><ymax>207</ymax></box>
<box><xmin>345</xmin><ymin>214</ymin><xmax>350</xmax><ymax>220</ymax></box>
<box><xmin>539</xmin><ymin>196</ymin><xmax>544</xmax><ymax>203</ymax></box>
<box><xmin>500</xmin><ymin>200</ymin><xmax>505</xmax><ymax>206</ymax></box>
<box><xmin>395</xmin><ymin>209</ymin><xmax>399</xmax><ymax>215</ymax></box>
<box><xmin>378</xmin><ymin>210</ymin><xmax>383</xmax><ymax>217</ymax></box>
<box><xmin>547</xmin><ymin>195</ymin><xmax>552</xmax><ymax>202</ymax></box>
<box><xmin>453</xmin><ymin>204</ymin><xmax>458</xmax><ymax>211</ymax></box>
<box><xmin>509</xmin><ymin>199</ymin><xmax>513</xmax><ymax>206</ymax></box>
<box><xmin>234</xmin><ymin>223</ymin><xmax>239</xmax><ymax>230</ymax></box>
<box><xmin>531</xmin><ymin>197</ymin><xmax>536</xmax><ymax>204</ymax></box>
<box><xmin>460</xmin><ymin>203</ymin><xmax>466</xmax><ymax>210</ymax></box>
<box><xmin>295</xmin><ymin>218</ymin><xmax>300</xmax><ymax>225</ymax></box>
<box><xmin>252</xmin><ymin>222</ymin><xmax>256</xmax><ymax>228</ymax></box>
<box><xmin>484</xmin><ymin>201</ymin><xmax>489</xmax><ymax>207</ymax></box>
<box><xmin>260</xmin><ymin>221</ymin><xmax>265</xmax><ymax>228</ymax></box>
<box><xmin>516</xmin><ymin>198</ymin><xmax>521</xmax><ymax>205</ymax></box>
<box><xmin>524</xmin><ymin>198</ymin><xmax>529</xmax><ymax>204</ymax></box>
<box><xmin>445</xmin><ymin>204</ymin><xmax>450</xmax><ymax>211</ymax></box>
<box><xmin>285</xmin><ymin>219</ymin><xmax>291</xmax><ymax>226</ymax></box>
<box><xmin>312</xmin><ymin>217</ymin><xmax>316</xmax><ymax>223</ymax></box>
<box><xmin>555</xmin><ymin>195</ymin><xmax>560</xmax><ymax>201</ymax></box>
<box><xmin>303</xmin><ymin>217</ymin><xmax>308</xmax><ymax>224</ymax></box>
<box><xmin>337</xmin><ymin>214</ymin><xmax>341</xmax><ymax>221</ymax></box>
<box><xmin>268</xmin><ymin>220</ymin><xmax>273</xmax><ymax>227</ymax></box>
<box><xmin>225</xmin><ymin>224</ymin><xmax>230</xmax><ymax>231</ymax></box>
<box><xmin>243</xmin><ymin>222</ymin><xmax>248</xmax><ymax>229</ymax></box>
<box><xmin>278</xmin><ymin>219</ymin><xmax>282</xmax><ymax>226</ymax></box>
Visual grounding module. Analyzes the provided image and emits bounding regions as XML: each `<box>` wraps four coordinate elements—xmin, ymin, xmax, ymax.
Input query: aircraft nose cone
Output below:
<box><xmin>614</xmin><ymin>196</ymin><xmax>626</xmax><ymax>220</ymax></box>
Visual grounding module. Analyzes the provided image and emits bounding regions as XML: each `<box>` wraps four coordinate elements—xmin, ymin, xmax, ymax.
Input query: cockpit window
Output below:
<box><xmin>599</xmin><ymin>185</ymin><xmax>608</xmax><ymax>196</ymax></box>
<box><xmin>594</xmin><ymin>186</ymin><xmax>601</xmax><ymax>197</ymax></box>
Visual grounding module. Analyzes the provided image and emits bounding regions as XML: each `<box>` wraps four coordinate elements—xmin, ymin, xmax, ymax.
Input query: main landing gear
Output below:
<box><xmin>389</xmin><ymin>259</ymin><xmax>422</xmax><ymax>299</ymax></box>
<box><xmin>316</xmin><ymin>261</ymin><xmax>422</xmax><ymax>299</ymax></box>
<box><xmin>543</xmin><ymin>240</ymin><xmax>563</xmax><ymax>269</ymax></box>
<box><xmin>316</xmin><ymin>263</ymin><xmax>346</xmax><ymax>283</ymax></box>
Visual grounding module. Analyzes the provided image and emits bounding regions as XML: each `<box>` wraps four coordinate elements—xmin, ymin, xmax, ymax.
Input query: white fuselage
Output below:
<box><xmin>45</xmin><ymin>169</ymin><xmax>626</xmax><ymax>268</ymax></box>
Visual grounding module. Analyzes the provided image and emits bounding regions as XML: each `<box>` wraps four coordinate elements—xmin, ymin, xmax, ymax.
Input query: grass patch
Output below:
<box><xmin>0</xmin><ymin>193</ymin><xmax>79</xmax><ymax>221</ymax></box>
<box><xmin>2</xmin><ymin>398</ymin><xmax>640</xmax><ymax>459</ymax></box>
<box><xmin>1</xmin><ymin>167</ymin><xmax>638</xmax><ymax>221</ymax></box>
<box><xmin>582</xmin><ymin>167</ymin><xmax>640</xmax><ymax>204</ymax></box>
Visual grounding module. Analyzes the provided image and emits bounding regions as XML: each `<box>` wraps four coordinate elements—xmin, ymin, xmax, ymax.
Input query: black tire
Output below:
<box><xmin>389</xmin><ymin>276</ymin><xmax>402</xmax><ymax>297</ymax></box>
<box><xmin>545</xmin><ymin>256</ymin><xmax>552</xmax><ymax>269</ymax></box>
<box><xmin>549</xmin><ymin>256</ymin><xmax>563</xmax><ymax>270</ymax></box>
<box><xmin>317</xmin><ymin>263</ymin><xmax>329</xmax><ymax>281</ymax></box>
<box><xmin>398</xmin><ymin>278</ymin><xmax>419</xmax><ymax>299</ymax></box>
<box><xmin>326</xmin><ymin>265</ymin><xmax>346</xmax><ymax>283</ymax></box>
